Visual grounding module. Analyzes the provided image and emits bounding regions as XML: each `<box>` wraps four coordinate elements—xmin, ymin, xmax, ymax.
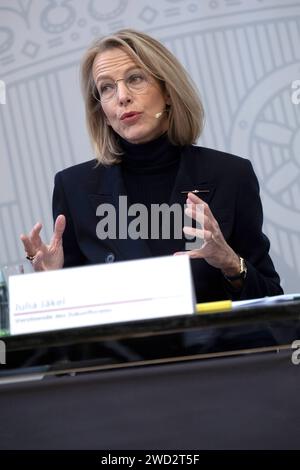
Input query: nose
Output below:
<box><xmin>116</xmin><ymin>79</ymin><xmax>132</xmax><ymax>105</ymax></box>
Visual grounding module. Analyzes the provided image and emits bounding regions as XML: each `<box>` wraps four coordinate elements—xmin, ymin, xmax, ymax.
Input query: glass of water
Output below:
<box><xmin>2</xmin><ymin>264</ymin><xmax>25</xmax><ymax>287</ymax></box>
<box><xmin>0</xmin><ymin>264</ymin><xmax>26</xmax><ymax>335</ymax></box>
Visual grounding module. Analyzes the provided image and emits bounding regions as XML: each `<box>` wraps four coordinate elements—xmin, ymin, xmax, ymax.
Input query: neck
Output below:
<box><xmin>119</xmin><ymin>133</ymin><xmax>181</xmax><ymax>174</ymax></box>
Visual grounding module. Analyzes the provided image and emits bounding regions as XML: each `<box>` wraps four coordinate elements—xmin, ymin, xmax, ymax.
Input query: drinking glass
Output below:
<box><xmin>0</xmin><ymin>264</ymin><xmax>27</xmax><ymax>335</ymax></box>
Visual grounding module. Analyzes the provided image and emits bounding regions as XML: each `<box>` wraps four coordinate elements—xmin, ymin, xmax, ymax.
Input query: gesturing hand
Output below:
<box><xmin>174</xmin><ymin>192</ymin><xmax>240</xmax><ymax>275</ymax></box>
<box><xmin>20</xmin><ymin>214</ymin><xmax>66</xmax><ymax>272</ymax></box>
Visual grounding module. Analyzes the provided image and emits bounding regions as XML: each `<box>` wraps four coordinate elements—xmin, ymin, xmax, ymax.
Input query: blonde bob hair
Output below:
<box><xmin>81</xmin><ymin>29</ymin><xmax>205</xmax><ymax>165</ymax></box>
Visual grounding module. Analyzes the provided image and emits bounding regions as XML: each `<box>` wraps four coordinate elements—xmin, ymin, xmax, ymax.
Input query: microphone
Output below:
<box><xmin>154</xmin><ymin>109</ymin><xmax>167</xmax><ymax>119</ymax></box>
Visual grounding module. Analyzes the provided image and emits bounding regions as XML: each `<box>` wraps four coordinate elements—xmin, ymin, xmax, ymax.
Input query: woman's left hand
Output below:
<box><xmin>174</xmin><ymin>192</ymin><xmax>240</xmax><ymax>276</ymax></box>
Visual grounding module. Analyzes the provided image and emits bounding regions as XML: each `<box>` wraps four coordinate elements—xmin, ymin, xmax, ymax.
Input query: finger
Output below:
<box><xmin>185</xmin><ymin>206</ymin><xmax>202</xmax><ymax>222</ymax></box>
<box><xmin>193</xmin><ymin>209</ymin><xmax>215</xmax><ymax>232</ymax></box>
<box><xmin>186</xmin><ymin>196</ymin><xmax>204</xmax><ymax>211</ymax></box>
<box><xmin>20</xmin><ymin>234</ymin><xmax>35</xmax><ymax>255</ymax></box>
<box><xmin>187</xmin><ymin>192</ymin><xmax>204</xmax><ymax>204</ymax></box>
<box><xmin>51</xmin><ymin>215</ymin><xmax>66</xmax><ymax>247</ymax></box>
<box><xmin>28</xmin><ymin>222</ymin><xmax>42</xmax><ymax>237</ymax></box>
<box><xmin>29</xmin><ymin>222</ymin><xmax>43</xmax><ymax>249</ymax></box>
<box><xmin>55</xmin><ymin>214</ymin><xmax>66</xmax><ymax>235</ymax></box>
<box><xmin>185</xmin><ymin>204</ymin><xmax>218</xmax><ymax>235</ymax></box>
<box><xmin>185</xmin><ymin>206</ymin><xmax>210</xmax><ymax>228</ymax></box>
<box><xmin>183</xmin><ymin>225</ymin><xmax>214</xmax><ymax>242</ymax></box>
<box><xmin>20</xmin><ymin>231</ymin><xmax>40</xmax><ymax>256</ymax></box>
<box><xmin>186</xmin><ymin>249</ymin><xmax>205</xmax><ymax>259</ymax></box>
<box><xmin>174</xmin><ymin>249</ymin><xmax>205</xmax><ymax>259</ymax></box>
<box><xmin>20</xmin><ymin>222</ymin><xmax>41</xmax><ymax>244</ymax></box>
<box><xmin>187</xmin><ymin>192</ymin><xmax>216</xmax><ymax>220</ymax></box>
<box><xmin>183</xmin><ymin>226</ymin><xmax>204</xmax><ymax>239</ymax></box>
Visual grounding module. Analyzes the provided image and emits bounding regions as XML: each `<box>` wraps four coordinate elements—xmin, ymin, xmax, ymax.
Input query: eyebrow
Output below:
<box><xmin>95</xmin><ymin>66</ymin><xmax>143</xmax><ymax>86</ymax></box>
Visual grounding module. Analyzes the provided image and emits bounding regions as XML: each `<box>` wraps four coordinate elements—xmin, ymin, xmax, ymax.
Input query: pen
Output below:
<box><xmin>196</xmin><ymin>300</ymin><xmax>232</xmax><ymax>314</ymax></box>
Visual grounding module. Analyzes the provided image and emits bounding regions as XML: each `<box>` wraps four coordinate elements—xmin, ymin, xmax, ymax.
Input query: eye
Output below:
<box><xmin>100</xmin><ymin>82</ymin><xmax>115</xmax><ymax>94</ymax></box>
<box><xmin>128</xmin><ymin>73</ymin><xmax>145</xmax><ymax>85</ymax></box>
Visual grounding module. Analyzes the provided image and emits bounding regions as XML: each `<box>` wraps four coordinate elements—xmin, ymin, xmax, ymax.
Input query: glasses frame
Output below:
<box><xmin>92</xmin><ymin>70</ymin><xmax>151</xmax><ymax>103</ymax></box>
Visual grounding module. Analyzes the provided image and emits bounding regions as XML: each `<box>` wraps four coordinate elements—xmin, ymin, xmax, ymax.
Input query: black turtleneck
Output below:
<box><xmin>119</xmin><ymin>133</ymin><xmax>183</xmax><ymax>257</ymax></box>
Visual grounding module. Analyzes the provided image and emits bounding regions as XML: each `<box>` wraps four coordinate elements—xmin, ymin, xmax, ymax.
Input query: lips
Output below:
<box><xmin>120</xmin><ymin>111</ymin><xmax>141</xmax><ymax>120</ymax></box>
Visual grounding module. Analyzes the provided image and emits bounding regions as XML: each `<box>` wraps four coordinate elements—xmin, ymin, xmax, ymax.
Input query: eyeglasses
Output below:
<box><xmin>93</xmin><ymin>70</ymin><xmax>150</xmax><ymax>103</ymax></box>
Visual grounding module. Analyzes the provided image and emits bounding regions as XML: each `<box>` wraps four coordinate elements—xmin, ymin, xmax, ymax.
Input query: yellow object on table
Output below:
<box><xmin>196</xmin><ymin>300</ymin><xmax>232</xmax><ymax>314</ymax></box>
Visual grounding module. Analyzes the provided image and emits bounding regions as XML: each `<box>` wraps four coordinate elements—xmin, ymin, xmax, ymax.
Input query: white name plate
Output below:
<box><xmin>9</xmin><ymin>255</ymin><xmax>195</xmax><ymax>335</ymax></box>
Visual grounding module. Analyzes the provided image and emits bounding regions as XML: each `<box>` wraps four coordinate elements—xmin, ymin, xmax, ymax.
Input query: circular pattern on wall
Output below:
<box><xmin>88</xmin><ymin>0</ymin><xmax>128</xmax><ymax>21</ymax></box>
<box><xmin>40</xmin><ymin>0</ymin><xmax>76</xmax><ymax>34</ymax></box>
<box><xmin>230</xmin><ymin>63</ymin><xmax>300</xmax><ymax>273</ymax></box>
<box><xmin>231</xmin><ymin>64</ymin><xmax>300</xmax><ymax>232</ymax></box>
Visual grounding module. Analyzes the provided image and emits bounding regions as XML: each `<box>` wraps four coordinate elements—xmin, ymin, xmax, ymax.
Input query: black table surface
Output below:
<box><xmin>1</xmin><ymin>301</ymin><xmax>300</xmax><ymax>449</ymax></box>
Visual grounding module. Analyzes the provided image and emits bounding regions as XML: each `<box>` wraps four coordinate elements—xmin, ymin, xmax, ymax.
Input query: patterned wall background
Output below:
<box><xmin>0</xmin><ymin>0</ymin><xmax>299</xmax><ymax>293</ymax></box>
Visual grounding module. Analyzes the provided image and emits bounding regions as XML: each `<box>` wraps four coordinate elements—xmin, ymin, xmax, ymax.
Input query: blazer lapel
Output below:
<box><xmin>87</xmin><ymin>163</ymin><xmax>152</xmax><ymax>260</ymax></box>
<box><xmin>169</xmin><ymin>148</ymin><xmax>215</xmax><ymax>208</ymax></box>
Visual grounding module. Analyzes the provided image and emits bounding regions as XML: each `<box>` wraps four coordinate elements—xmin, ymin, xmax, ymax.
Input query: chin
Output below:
<box><xmin>123</xmin><ymin>127</ymin><xmax>163</xmax><ymax>145</ymax></box>
<box><xmin>122</xmin><ymin>129</ymin><xmax>148</xmax><ymax>144</ymax></box>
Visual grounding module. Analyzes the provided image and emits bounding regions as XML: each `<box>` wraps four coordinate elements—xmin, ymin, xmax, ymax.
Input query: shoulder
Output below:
<box><xmin>54</xmin><ymin>159</ymin><xmax>111</xmax><ymax>186</ymax></box>
<box><xmin>184</xmin><ymin>144</ymin><xmax>252</xmax><ymax>168</ymax></box>
<box><xmin>55</xmin><ymin>159</ymin><xmax>97</xmax><ymax>181</ymax></box>
<box><xmin>182</xmin><ymin>145</ymin><xmax>254</xmax><ymax>179</ymax></box>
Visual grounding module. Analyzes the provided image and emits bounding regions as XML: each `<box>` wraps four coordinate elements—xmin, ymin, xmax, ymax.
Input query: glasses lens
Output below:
<box><xmin>126</xmin><ymin>71</ymin><xmax>148</xmax><ymax>93</ymax></box>
<box><xmin>99</xmin><ymin>81</ymin><xmax>116</xmax><ymax>102</ymax></box>
<box><xmin>94</xmin><ymin>70</ymin><xmax>149</xmax><ymax>103</ymax></box>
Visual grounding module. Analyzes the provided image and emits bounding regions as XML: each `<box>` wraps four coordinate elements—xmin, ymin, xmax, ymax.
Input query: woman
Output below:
<box><xmin>21</xmin><ymin>29</ymin><xmax>282</xmax><ymax>302</ymax></box>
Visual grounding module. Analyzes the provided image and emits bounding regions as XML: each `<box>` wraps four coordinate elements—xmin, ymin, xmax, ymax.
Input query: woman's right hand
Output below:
<box><xmin>20</xmin><ymin>214</ymin><xmax>66</xmax><ymax>271</ymax></box>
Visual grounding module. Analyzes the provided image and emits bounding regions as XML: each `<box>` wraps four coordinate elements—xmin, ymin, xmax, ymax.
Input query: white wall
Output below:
<box><xmin>0</xmin><ymin>0</ymin><xmax>299</xmax><ymax>292</ymax></box>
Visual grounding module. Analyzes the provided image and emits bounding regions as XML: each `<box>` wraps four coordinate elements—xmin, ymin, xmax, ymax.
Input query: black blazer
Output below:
<box><xmin>53</xmin><ymin>145</ymin><xmax>283</xmax><ymax>302</ymax></box>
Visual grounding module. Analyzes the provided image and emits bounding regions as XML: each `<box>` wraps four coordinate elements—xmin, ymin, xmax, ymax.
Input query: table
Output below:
<box><xmin>0</xmin><ymin>300</ymin><xmax>300</xmax><ymax>449</ymax></box>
